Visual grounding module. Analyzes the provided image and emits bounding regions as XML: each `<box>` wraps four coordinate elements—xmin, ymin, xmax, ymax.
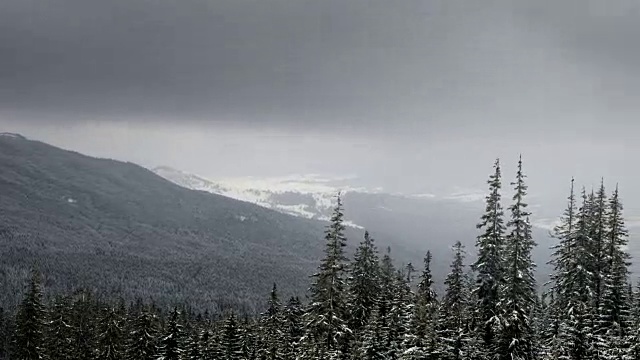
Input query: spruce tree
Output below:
<box><xmin>496</xmin><ymin>156</ymin><xmax>537</xmax><ymax>360</ymax></box>
<box><xmin>126</xmin><ymin>306</ymin><xmax>160</xmax><ymax>360</ymax></box>
<box><xmin>347</xmin><ymin>230</ymin><xmax>381</xmax><ymax>334</ymax></box>
<box><xmin>96</xmin><ymin>306</ymin><xmax>125</xmax><ymax>360</ymax></box>
<box><xmin>44</xmin><ymin>296</ymin><xmax>74</xmax><ymax>360</ymax></box>
<box><xmin>401</xmin><ymin>251</ymin><xmax>439</xmax><ymax>360</ymax></box>
<box><xmin>301</xmin><ymin>195</ymin><xmax>350</xmax><ymax>357</ymax></box>
<box><xmin>221</xmin><ymin>313</ymin><xmax>244</xmax><ymax>360</ymax></box>
<box><xmin>158</xmin><ymin>308</ymin><xmax>185</xmax><ymax>360</ymax></box>
<box><xmin>282</xmin><ymin>296</ymin><xmax>304</xmax><ymax>358</ymax></box>
<box><xmin>258</xmin><ymin>283</ymin><xmax>285</xmax><ymax>360</ymax></box>
<box><xmin>597</xmin><ymin>184</ymin><xmax>632</xmax><ymax>359</ymax></box>
<box><xmin>12</xmin><ymin>270</ymin><xmax>46</xmax><ymax>360</ymax></box>
<box><xmin>439</xmin><ymin>241</ymin><xmax>469</xmax><ymax>360</ymax></box>
<box><xmin>354</xmin><ymin>306</ymin><xmax>387</xmax><ymax>360</ymax></box>
<box><xmin>472</xmin><ymin>158</ymin><xmax>506</xmax><ymax>351</ymax></box>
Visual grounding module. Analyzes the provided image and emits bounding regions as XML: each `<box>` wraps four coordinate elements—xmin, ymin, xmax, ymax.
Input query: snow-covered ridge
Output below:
<box><xmin>152</xmin><ymin>166</ymin><xmax>370</xmax><ymax>228</ymax></box>
<box><xmin>0</xmin><ymin>132</ymin><xmax>26</xmax><ymax>140</ymax></box>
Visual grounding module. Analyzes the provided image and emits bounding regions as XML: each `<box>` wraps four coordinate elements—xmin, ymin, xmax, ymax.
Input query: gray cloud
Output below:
<box><xmin>1</xmin><ymin>0</ymin><xmax>639</xmax><ymax>137</ymax></box>
<box><xmin>1</xmin><ymin>0</ymin><xmax>640</xmax><ymax>218</ymax></box>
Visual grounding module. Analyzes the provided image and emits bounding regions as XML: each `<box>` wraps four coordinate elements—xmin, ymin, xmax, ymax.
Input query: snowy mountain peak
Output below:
<box><xmin>152</xmin><ymin>166</ymin><xmax>366</xmax><ymax>227</ymax></box>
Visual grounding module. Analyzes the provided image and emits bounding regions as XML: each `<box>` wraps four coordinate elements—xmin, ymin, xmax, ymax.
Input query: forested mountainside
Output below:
<box><xmin>0</xmin><ymin>134</ymin><xmax>352</xmax><ymax>312</ymax></box>
<box><xmin>2</xmin><ymin>157</ymin><xmax>637</xmax><ymax>360</ymax></box>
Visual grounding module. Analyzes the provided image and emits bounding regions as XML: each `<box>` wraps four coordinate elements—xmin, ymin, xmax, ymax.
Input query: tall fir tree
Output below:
<box><xmin>96</xmin><ymin>306</ymin><xmax>125</xmax><ymax>360</ymax></box>
<box><xmin>12</xmin><ymin>270</ymin><xmax>46</xmax><ymax>360</ymax></box>
<box><xmin>401</xmin><ymin>251</ymin><xmax>439</xmax><ymax>360</ymax></box>
<box><xmin>473</xmin><ymin>158</ymin><xmax>507</xmax><ymax>352</ymax></box>
<box><xmin>496</xmin><ymin>156</ymin><xmax>537</xmax><ymax>360</ymax></box>
<box><xmin>221</xmin><ymin>313</ymin><xmax>244</xmax><ymax>360</ymax></box>
<box><xmin>597</xmin><ymin>184</ymin><xmax>632</xmax><ymax>359</ymax></box>
<box><xmin>439</xmin><ymin>241</ymin><xmax>470</xmax><ymax>360</ymax></box>
<box><xmin>125</xmin><ymin>305</ymin><xmax>160</xmax><ymax>360</ymax></box>
<box><xmin>44</xmin><ymin>296</ymin><xmax>73</xmax><ymax>360</ymax></box>
<box><xmin>301</xmin><ymin>194</ymin><xmax>351</xmax><ymax>358</ymax></box>
<box><xmin>347</xmin><ymin>230</ymin><xmax>381</xmax><ymax>334</ymax></box>
<box><xmin>258</xmin><ymin>283</ymin><xmax>285</xmax><ymax>360</ymax></box>
<box><xmin>158</xmin><ymin>308</ymin><xmax>185</xmax><ymax>360</ymax></box>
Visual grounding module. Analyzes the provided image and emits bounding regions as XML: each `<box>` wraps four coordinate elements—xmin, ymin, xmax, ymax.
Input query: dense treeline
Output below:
<box><xmin>1</xmin><ymin>157</ymin><xmax>637</xmax><ymax>359</ymax></box>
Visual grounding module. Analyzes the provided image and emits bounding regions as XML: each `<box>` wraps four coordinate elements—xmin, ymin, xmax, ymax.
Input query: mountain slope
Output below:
<box><xmin>0</xmin><ymin>135</ymin><xmax>335</xmax><ymax>312</ymax></box>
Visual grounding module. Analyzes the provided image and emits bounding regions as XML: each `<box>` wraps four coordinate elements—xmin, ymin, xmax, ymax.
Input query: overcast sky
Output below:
<box><xmin>1</xmin><ymin>0</ymin><xmax>639</xmax><ymax>214</ymax></box>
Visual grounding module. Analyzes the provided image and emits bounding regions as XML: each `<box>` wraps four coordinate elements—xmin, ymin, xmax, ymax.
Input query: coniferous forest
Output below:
<box><xmin>2</xmin><ymin>157</ymin><xmax>638</xmax><ymax>360</ymax></box>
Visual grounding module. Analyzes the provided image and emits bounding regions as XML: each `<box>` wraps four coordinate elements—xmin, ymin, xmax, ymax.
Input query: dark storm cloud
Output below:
<box><xmin>1</xmin><ymin>0</ymin><xmax>638</xmax><ymax>135</ymax></box>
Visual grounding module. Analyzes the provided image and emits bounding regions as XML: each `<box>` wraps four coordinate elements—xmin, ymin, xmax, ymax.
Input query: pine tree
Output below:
<box><xmin>126</xmin><ymin>306</ymin><xmax>160</xmax><ymax>360</ymax></box>
<box><xmin>401</xmin><ymin>251</ymin><xmax>439</xmax><ymax>360</ymax></box>
<box><xmin>473</xmin><ymin>158</ymin><xmax>506</xmax><ymax>352</ymax></box>
<box><xmin>301</xmin><ymin>194</ymin><xmax>351</xmax><ymax>357</ymax></box>
<box><xmin>43</xmin><ymin>296</ymin><xmax>74</xmax><ymax>360</ymax></box>
<box><xmin>158</xmin><ymin>308</ymin><xmax>185</xmax><ymax>360</ymax></box>
<box><xmin>12</xmin><ymin>270</ymin><xmax>46</xmax><ymax>360</ymax></box>
<box><xmin>221</xmin><ymin>313</ymin><xmax>244</xmax><ymax>360</ymax></box>
<box><xmin>68</xmin><ymin>290</ymin><xmax>99</xmax><ymax>360</ymax></box>
<box><xmin>96</xmin><ymin>306</ymin><xmax>125</xmax><ymax>359</ymax></box>
<box><xmin>282</xmin><ymin>296</ymin><xmax>304</xmax><ymax>358</ymax></box>
<box><xmin>439</xmin><ymin>241</ymin><xmax>470</xmax><ymax>360</ymax></box>
<box><xmin>347</xmin><ymin>230</ymin><xmax>381</xmax><ymax>334</ymax></box>
<box><xmin>627</xmin><ymin>284</ymin><xmax>640</xmax><ymax>360</ymax></box>
<box><xmin>354</xmin><ymin>306</ymin><xmax>387</xmax><ymax>360</ymax></box>
<box><xmin>496</xmin><ymin>156</ymin><xmax>537</xmax><ymax>360</ymax></box>
<box><xmin>258</xmin><ymin>283</ymin><xmax>285</xmax><ymax>360</ymax></box>
<box><xmin>557</xmin><ymin>188</ymin><xmax>596</xmax><ymax>360</ymax></box>
<box><xmin>199</xmin><ymin>328</ymin><xmax>219</xmax><ymax>360</ymax></box>
<box><xmin>597</xmin><ymin>184</ymin><xmax>632</xmax><ymax>359</ymax></box>
<box><xmin>186</xmin><ymin>330</ymin><xmax>203</xmax><ymax>360</ymax></box>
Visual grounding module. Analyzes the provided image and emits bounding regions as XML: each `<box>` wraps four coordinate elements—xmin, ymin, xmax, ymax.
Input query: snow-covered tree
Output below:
<box><xmin>347</xmin><ymin>230</ymin><xmax>381</xmax><ymax>334</ymax></box>
<box><xmin>158</xmin><ymin>308</ymin><xmax>185</xmax><ymax>360</ymax></box>
<box><xmin>301</xmin><ymin>194</ymin><xmax>351</xmax><ymax>357</ymax></box>
<box><xmin>126</xmin><ymin>306</ymin><xmax>160</xmax><ymax>360</ymax></box>
<box><xmin>496</xmin><ymin>156</ymin><xmax>537</xmax><ymax>360</ymax></box>
<box><xmin>473</xmin><ymin>158</ymin><xmax>507</xmax><ymax>352</ymax></box>
<box><xmin>12</xmin><ymin>270</ymin><xmax>46</xmax><ymax>360</ymax></box>
<box><xmin>439</xmin><ymin>241</ymin><xmax>470</xmax><ymax>360</ymax></box>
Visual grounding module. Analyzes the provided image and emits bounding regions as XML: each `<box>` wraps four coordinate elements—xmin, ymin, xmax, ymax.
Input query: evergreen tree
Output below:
<box><xmin>44</xmin><ymin>296</ymin><xmax>73</xmax><ymax>360</ymax></box>
<box><xmin>221</xmin><ymin>313</ymin><xmax>244</xmax><ymax>360</ymax></box>
<box><xmin>597</xmin><ymin>185</ymin><xmax>632</xmax><ymax>359</ymax></box>
<box><xmin>439</xmin><ymin>241</ymin><xmax>470</xmax><ymax>360</ymax></box>
<box><xmin>401</xmin><ymin>251</ymin><xmax>439</xmax><ymax>360</ymax></box>
<box><xmin>199</xmin><ymin>328</ymin><xmax>219</xmax><ymax>360</ymax></box>
<box><xmin>258</xmin><ymin>283</ymin><xmax>285</xmax><ymax>360</ymax></box>
<box><xmin>68</xmin><ymin>290</ymin><xmax>99</xmax><ymax>360</ymax></box>
<box><xmin>186</xmin><ymin>330</ymin><xmax>202</xmax><ymax>360</ymax></box>
<box><xmin>12</xmin><ymin>270</ymin><xmax>46</xmax><ymax>360</ymax></box>
<box><xmin>472</xmin><ymin>158</ymin><xmax>506</xmax><ymax>351</ymax></box>
<box><xmin>354</xmin><ymin>306</ymin><xmax>387</xmax><ymax>360</ymax></box>
<box><xmin>126</xmin><ymin>306</ymin><xmax>160</xmax><ymax>360</ymax></box>
<box><xmin>301</xmin><ymin>195</ymin><xmax>351</xmax><ymax>357</ymax></box>
<box><xmin>557</xmin><ymin>188</ymin><xmax>596</xmax><ymax>360</ymax></box>
<box><xmin>496</xmin><ymin>156</ymin><xmax>537</xmax><ymax>360</ymax></box>
<box><xmin>282</xmin><ymin>296</ymin><xmax>304</xmax><ymax>358</ymax></box>
<box><xmin>347</xmin><ymin>230</ymin><xmax>381</xmax><ymax>334</ymax></box>
<box><xmin>158</xmin><ymin>308</ymin><xmax>185</xmax><ymax>360</ymax></box>
<box><xmin>96</xmin><ymin>306</ymin><xmax>125</xmax><ymax>360</ymax></box>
